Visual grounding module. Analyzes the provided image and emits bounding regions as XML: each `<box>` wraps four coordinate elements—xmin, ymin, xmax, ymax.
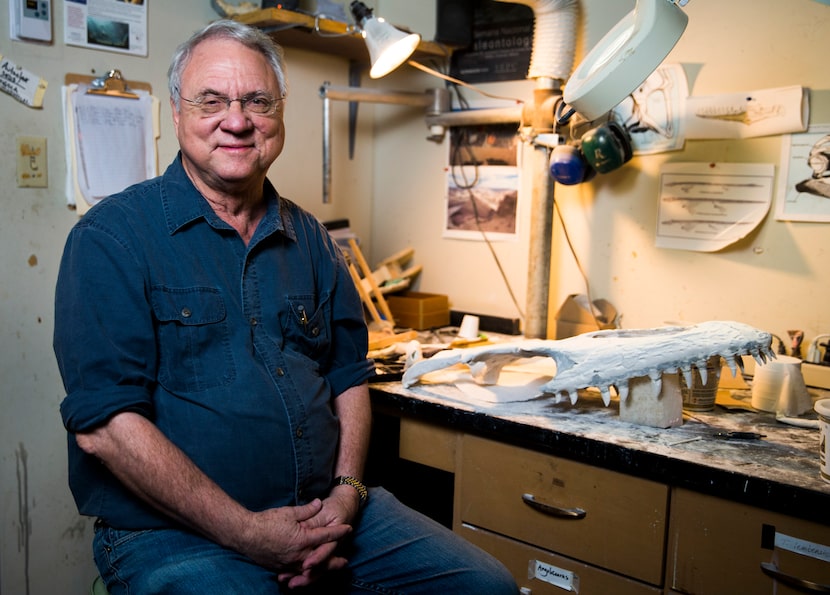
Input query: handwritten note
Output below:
<box><xmin>530</xmin><ymin>559</ymin><xmax>577</xmax><ymax>591</ymax></box>
<box><xmin>0</xmin><ymin>55</ymin><xmax>47</xmax><ymax>108</ymax></box>
<box><xmin>67</xmin><ymin>86</ymin><xmax>156</xmax><ymax>210</ymax></box>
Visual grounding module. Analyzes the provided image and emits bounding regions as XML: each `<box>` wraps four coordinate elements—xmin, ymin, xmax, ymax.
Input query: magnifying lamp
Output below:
<box><xmin>350</xmin><ymin>1</ymin><xmax>421</xmax><ymax>79</ymax></box>
<box><xmin>563</xmin><ymin>0</ymin><xmax>689</xmax><ymax>121</ymax></box>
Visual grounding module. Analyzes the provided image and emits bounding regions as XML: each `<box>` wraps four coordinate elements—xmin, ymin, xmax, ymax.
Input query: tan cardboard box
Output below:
<box><xmin>387</xmin><ymin>292</ymin><xmax>450</xmax><ymax>330</ymax></box>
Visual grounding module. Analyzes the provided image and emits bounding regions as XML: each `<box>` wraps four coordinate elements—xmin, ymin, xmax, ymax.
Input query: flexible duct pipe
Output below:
<box><xmin>495</xmin><ymin>0</ymin><xmax>579</xmax><ymax>81</ymax></box>
<box><xmin>494</xmin><ymin>0</ymin><xmax>579</xmax><ymax>337</ymax></box>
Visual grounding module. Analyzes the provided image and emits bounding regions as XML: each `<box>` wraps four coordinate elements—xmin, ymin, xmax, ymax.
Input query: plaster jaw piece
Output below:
<box><xmin>401</xmin><ymin>321</ymin><xmax>774</xmax><ymax>405</ymax></box>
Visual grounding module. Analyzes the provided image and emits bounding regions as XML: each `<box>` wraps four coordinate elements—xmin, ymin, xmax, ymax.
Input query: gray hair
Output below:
<box><xmin>168</xmin><ymin>19</ymin><xmax>287</xmax><ymax>110</ymax></box>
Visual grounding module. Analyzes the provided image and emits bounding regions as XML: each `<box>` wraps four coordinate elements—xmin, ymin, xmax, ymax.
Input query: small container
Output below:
<box><xmin>816</xmin><ymin>399</ymin><xmax>830</xmax><ymax>484</ymax></box>
<box><xmin>679</xmin><ymin>355</ymin><xmax>721</xmax><ymax>411</ymax></box>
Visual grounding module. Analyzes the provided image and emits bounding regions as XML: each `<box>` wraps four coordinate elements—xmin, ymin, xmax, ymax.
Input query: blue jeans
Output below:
<box><xmin>93</xmin><ymin>487</ymin><xmax>517</xmax><ymax>594</ymax></box>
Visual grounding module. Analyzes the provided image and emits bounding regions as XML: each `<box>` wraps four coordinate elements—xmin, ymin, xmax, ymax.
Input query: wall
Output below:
<box><xmin>0</xmin><ymin>2</ymin><xmax>366</xmax><ymax>593</ymax></box>
<box><xmin>373</xmin><ymin>0</ymin><xmax>830</xmax><ymax>351</ymax></box>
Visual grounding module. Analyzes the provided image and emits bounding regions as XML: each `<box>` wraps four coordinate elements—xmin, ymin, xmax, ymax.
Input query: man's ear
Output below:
<box><xmin>170</xmin><ymin>98</ymin><xmax>180</xmax><ymax>133</ymax></box>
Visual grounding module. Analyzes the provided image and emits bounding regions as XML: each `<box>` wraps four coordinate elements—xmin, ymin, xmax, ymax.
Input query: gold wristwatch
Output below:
<box><xmin>333</xmin><ymin>475</ymin><xmax>369</xmax><ymax>508</ymax></box>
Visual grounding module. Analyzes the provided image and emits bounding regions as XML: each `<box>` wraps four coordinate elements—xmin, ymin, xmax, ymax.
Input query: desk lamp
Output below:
<box><xmin>349</xmin><ymin>1</ymin><xmax>421</xmax><ymax>79</ymax></box>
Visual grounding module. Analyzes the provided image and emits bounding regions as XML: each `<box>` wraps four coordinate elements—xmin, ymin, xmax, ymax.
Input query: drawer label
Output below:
<box><xmin>775</xmin><ymin>532</ymin><xmax>830</xmax><ymax>563</ymax></box>
<box><xmin>529</xmin><ymin>559</ymin><xmax>579</xmax><ymax>591</ymax></box>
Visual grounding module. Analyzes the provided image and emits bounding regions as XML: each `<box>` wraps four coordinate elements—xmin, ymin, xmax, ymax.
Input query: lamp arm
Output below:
<box><xmin>320</xmin><ymin>83</ymin><xmax>435</xmax><ymax>107</ymax></box>
<box><xmin>319</xmin><ymin>82</ymin><xmax>445</xmax><ymax>204</ymax></box>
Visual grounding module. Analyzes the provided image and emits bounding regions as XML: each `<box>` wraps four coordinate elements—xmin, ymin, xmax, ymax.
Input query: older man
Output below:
<box><xmin>54</xmin><ymin>19</ymin><xmax>517</xmax><ymax>595</ymax></box>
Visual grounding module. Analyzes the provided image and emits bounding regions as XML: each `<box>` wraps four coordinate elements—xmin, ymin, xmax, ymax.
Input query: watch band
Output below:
<box><xmin>333</xmin><ymin>475</ymin><xmax>369</xmax><ymax>508</ymax></box>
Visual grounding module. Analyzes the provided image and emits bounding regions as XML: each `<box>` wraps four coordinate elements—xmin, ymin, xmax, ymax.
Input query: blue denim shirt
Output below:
<box><xmin>55</xmin><ymin>155</ymin><xmax>375</xmax><ymax>529</ymax></box>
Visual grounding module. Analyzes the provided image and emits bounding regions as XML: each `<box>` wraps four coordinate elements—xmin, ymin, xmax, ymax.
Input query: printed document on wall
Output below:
<box><xmin>64</xmin><ymin>85</ymin><xmax>158</xmax><ymax>214</ymax></box>
<box><xmin>655</xmin><ymin>162</ymin><xmax>774</xmax><ymax>252</ymax></box>
<box><xmin>775</xmin><ymin>124</ymin><xmax>830</xmax><ymax>222</ymax></box>
<box><xmin>64</xmin><ymin>0</ymin><xmax>148</xmax><ymax>56</ymax></box>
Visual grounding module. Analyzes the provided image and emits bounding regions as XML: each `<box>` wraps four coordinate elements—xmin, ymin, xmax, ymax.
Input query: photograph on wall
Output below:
<box><xmin>64</xmin><ymin>0</ymin><xmax>148</xmax><ymax>56</ymax></box>
<box><xmin>775</xmin><ymin>124</ymin><xmax>830</xmax><ymax>222</ymax></box>
<box><xmin>444</xmin><ymin>123</ymin><xmax>520</xmax><ymax>241</ymax></box>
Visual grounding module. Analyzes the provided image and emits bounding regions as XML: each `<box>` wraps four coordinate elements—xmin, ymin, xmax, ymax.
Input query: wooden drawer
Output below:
<box><xmin>668</xmin><ymin>488</ymin><xmax>830</xmax><ymax>595</ymax></box>
<box><xmin>398</xmin><ymin>417</ymin><xmax>457</xmax><ymax>473</ymax></box>
<box><xmin>458</xmin><ymin>523</ymin><xmax>662</xmax><ymax>595</ymax></box>
<box><xmin>457</xmin><ymin>435</ymin><xmax>669</xmax><ymax>585</ymax></box>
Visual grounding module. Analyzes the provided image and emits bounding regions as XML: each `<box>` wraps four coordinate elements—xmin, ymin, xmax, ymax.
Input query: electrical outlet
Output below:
<box><xmin>17</xmin><ymin>136</ymin><xmax>47</xmax><ymax>188</ymax></box>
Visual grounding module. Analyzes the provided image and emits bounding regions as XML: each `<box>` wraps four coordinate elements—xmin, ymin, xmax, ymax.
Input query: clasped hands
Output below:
<box><xmin>239</xmin><ymin>487</ymin><xmax>362</xmax><ymax>589</ymax></box>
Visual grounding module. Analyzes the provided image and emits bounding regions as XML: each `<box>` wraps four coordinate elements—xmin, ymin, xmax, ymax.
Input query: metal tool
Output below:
<box><xmin>712</xmin><ymin>431</ymin><xmax>766</xmax><ymax>440</ymax></box>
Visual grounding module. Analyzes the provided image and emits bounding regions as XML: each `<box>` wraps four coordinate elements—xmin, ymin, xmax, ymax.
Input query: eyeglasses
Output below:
<box><xmin>180</xmin><ymin>92</ymin><xmax>285</xmax><ymax>116</ymax></box>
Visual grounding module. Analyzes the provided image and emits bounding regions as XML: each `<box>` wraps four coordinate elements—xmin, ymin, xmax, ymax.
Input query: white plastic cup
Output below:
<box><xmin>816</xmin><ymin>399</ymin><xmax>830</xmax><ymax>484</ymax></box>
<box><xmin>458</xmin><ymin>315</ymin><xmax>480</xmax><ymax>340</ymax></box>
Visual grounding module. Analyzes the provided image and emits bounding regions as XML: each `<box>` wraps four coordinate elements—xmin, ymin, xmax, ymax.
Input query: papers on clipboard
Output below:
<box><xmin>62</xmin><ymin>72</ymin><xmax>159</xmax><ymax>214</ymax></box>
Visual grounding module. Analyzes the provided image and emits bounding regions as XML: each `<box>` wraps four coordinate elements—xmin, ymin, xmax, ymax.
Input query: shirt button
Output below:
<box><xmin>296</xmin><ymin>427</ymin><xmax>303</xmax><ymax>438</ymax></box>
<box><xmin>181</xmin><ymin>307</ymin><xmax>192</xmax><ymax>318</ymax></box>
<box><xmin>311</xmin><ymin>327</ymin><xmax>320</xmax><ymax>337</ymax></box>
<box><xmin>250</xmin><ymin>317</ymin><xmax>258</xmax><ymax>326</ymax></box>
<box><xmin>276</xmin><ymin>368</ymin><xmax>285</xmax><ymax>377</ymax></box>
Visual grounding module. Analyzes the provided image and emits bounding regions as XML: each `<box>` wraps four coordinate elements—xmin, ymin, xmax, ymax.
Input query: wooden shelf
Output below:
<box><xmin>234</xmin><ymin>8</ymin><xmax>449</xmax><ymax>65</ymax></box>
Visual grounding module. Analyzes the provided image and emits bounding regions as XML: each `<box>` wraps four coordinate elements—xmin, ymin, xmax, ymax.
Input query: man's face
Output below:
<box><xmin>172</xmin><ymin>37</ymin><xmax>286</xmax><ymax>196</ymax></box>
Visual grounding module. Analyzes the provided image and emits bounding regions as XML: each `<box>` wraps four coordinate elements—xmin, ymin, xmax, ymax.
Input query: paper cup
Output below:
<box><xmin>816</xmin><ymin>399</ymin><xmax>830</xmax><ymax>484</ymax></box>
<box><xmin>458</xmin><ymin>315</ymin><xmax>480</xmax><ymax>340</ymax></box>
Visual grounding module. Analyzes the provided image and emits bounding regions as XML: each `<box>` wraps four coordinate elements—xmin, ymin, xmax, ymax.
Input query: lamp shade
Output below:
<box><xmin>563</xmin><ymin>0</ymin><xmax>688</xmax><ymax>120</ymax></box>
<box><xmin>362</xmin><ymin>17</ymin><xmax>421</xmax><ymax>79</ymax></box>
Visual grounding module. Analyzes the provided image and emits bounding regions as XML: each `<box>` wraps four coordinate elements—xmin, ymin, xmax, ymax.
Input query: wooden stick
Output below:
<box><xmin>346</xmin><ymin>257</ymin><xmax>383</xmax><ymax>326</ymax></box>
<box><xmin>348</xmin><ymin>238</ymin><xmax>395</xmax><ymax>324</ymax></box>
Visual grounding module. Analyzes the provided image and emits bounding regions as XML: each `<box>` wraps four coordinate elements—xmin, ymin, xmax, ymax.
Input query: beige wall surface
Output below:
<box><xmin>1</xmin><ymin>0</ymin><xmax>829</xmax><ymax>592</ymax></box>
<box><xmin>375</xmin><ymin>0</ymin><xmax>830</xmax><ymax>347</ymax></box>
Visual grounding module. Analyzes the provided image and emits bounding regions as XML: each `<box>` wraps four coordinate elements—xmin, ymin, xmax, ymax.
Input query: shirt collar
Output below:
<box><xmin>160</xmin><ymin>153</ymin><xmax>295</xmax><ymax>242</ymax></box>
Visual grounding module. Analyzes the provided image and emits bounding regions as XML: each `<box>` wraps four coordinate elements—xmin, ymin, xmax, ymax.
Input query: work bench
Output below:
<box><xmin>367</xmin><ymin>379</ymin><xmax>830</xmax><ymax>594</ymax></box>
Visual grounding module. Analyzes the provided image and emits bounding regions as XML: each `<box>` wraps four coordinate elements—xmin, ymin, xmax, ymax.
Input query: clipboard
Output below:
<box><xmin>65</xmin><ymin>70</ymin><xmax>151</xmax><ymax>99</ymax></box>
<box><xmin>63</xmin><ymin>70</ymin><xmax>159</xmax><ymax>214</ymax></box>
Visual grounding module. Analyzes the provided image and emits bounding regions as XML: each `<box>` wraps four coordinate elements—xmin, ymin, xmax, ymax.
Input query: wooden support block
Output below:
<box><xmin>620</xmin><ymin>373</ymin><xmax>683</xmax><ymax>428</ymax></box>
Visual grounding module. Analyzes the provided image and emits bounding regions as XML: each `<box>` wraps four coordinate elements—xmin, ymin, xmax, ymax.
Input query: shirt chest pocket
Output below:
<box><xmin>282</xmin><ymin>293</ymin><xmax>331</xmax><ymax>360</ymax></box>
<box><xmin>151</xmin><ymin>286</ymin><xmax>235</xmax><ymax>393</ymax></box>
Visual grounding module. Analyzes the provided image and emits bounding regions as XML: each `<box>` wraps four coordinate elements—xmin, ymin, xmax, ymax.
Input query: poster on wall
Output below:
<box><xmin>611</xmin><ymin>64</ymin><xmax>688</xmax><ymax>155</ymax></box>
<box><xmin>775</xmin><ymin>124</ymin><xmax>830</xmax><ymax>222</ymax></box>
<box><xmin>444</xmin><ymin>123</ymin><xmax>521</xmax><ymax>241</ymax></box>
<box><xmin>655</xmin><ymin>162</ymin><xmax>775</xmax><ymax>252</ymax></box>
<box><xmin>449</xmin><ymin>0</ymin><xmax>534</xmax><ymax>84</ymax></box>
<box><xmin>64</xmin><ymin>0</ymin><xmax>148</xmax><ymax>56</ymax></box>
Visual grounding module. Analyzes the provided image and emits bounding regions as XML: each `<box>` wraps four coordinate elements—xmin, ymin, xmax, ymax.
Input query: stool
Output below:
<box><xmin>91</xmin><ymin>575</ymin><xmax>110</xmax><ymax>595</ymax></box>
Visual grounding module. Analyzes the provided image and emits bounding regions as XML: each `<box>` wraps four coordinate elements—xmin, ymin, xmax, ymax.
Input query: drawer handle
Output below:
<box><xmin>760</xmin><ymin>562</ymin><xmax>830</xmax><ymax>593</ymax></box>
<box><xmin>521</xmin><ymin>493</ymin><xmax>586</xmax><ymax>519</ymax></box>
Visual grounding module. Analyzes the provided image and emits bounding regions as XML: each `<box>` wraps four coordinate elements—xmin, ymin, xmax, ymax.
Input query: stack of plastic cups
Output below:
<box><xmin>750</xmin><ymin>355</ymin><xmax>811</xmax><ymax>415</ymax></box>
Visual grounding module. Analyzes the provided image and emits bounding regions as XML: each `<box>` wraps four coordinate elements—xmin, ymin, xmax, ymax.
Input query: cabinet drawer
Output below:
<box><xmin>458</xmin><ymin>523</ymin><xmax>662</xmax><ymax>595</ymax></box>
<box><xmin>399</xmin><ymin>417</ymin><xmax>457</xmax><ymax>473</ymax></box>
<box><xmin>458</xmin><ymin>435</ymin><xmax>669</xmax><ymax>585</ymax></box>
<box><xmin>668</xmin><ymin>488</ymin><xmax>830</xmax><ymax>595</ymax></box>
